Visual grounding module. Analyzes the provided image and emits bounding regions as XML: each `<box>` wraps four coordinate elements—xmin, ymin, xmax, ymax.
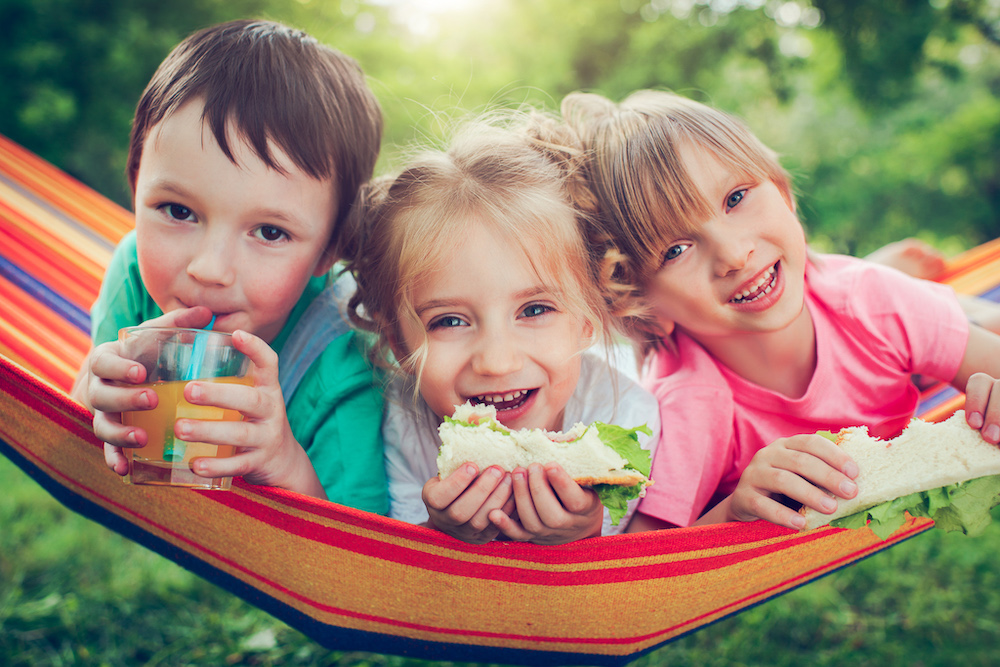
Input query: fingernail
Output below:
<box><xmin>844</xmin><ymin>461</ymin><xmax>859</xmax><ymax>478</ymax></box>
<box><xmin>128</xmin><ymin>365</ymin><xmax>142</xmax><ymax>383</ymax></box>
<box><xmin>840</xmin><ymin>479</ymin><xmax>857</xmax><ymax>496</ymax></box>
<box><xmin>126</xmin><ymin>430</ymin><xmax>138</xmax><ymax>445</ymax></box>
<box><xmin>188</xmin><ymin>383</ymin><xmax>202</xmax><ymax>402</ymax></box>
<box><xmin>790</xmin><ymin>515</ymin><xmax>806</xmax><ymax>529</ymax></box>
<box><xmin>969</xmin><ymin>411</ymin><xmax>984</xmax><ymax>428</ymax></box>
<box><xmin>987</xmin><ymin>424</ymin><xmax>1000</xmax><ymax>443</ymax></box>
<box><xmin>529</xmin><ymin>463</ymin><xmax>543</xmax><ymax>474</ymax></box>
<box><xmin>464</xmin><ymin>463</ymin><xmax>477</xmax><ymax>476</ymax></box>
<box><xmin>822</xmin><ymin>497</ymin><xmax>837</xmax><ymax>512</ymax></box>
<box><xmin>138</xmin><ymin>390</ymin><xmax>152</xmax><ymax>409</ymax></box>
<box><xmin>488</xmin><ymin>467</ymin><xmax>502</xmax><ymax>479</ymax></box>
<box><xmin>175</xmin><ymin>421</ymin><xmax>190</xmax><ymax>438</ymax></box>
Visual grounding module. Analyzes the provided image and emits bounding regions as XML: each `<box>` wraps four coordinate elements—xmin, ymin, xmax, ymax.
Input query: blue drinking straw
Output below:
<box><xmin>165</xmin><ymin>315</ymin><xmax>216</xmax><ymax>462</ymax></box>
<box><xmin>184</xmin><ymin>314</ymin><xmax>217</xmax><ymax>381</ymax></box>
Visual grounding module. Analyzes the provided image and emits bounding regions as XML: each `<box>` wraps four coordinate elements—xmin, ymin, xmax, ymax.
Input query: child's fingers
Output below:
<box><xmin>771</xmin><ymin>435</ymin><xmax>859</xmax><ymax>498</ymax></box>
<box><xmin>90</xmin><ymin>382</ymin><xmax>157</xmax><ymax>415</ymax></box>
<box><xmin>103</xmin><ymin>442</ymin><xmax>130</xmax><ymax>476</ymax></box>
<box><xmin>542</xmin><ymin>464</ymin><xmax>596</xmax><ymax>515</ymax></box>
<box><xmin>423</xmin><ymin>465</ymin><xmax>504</xmax><ymax>520</ymax></box>
<box><xmin>231</xmin><ymin>329</ymin><xmax>274</xmax><ymax>383</ymax></box>
<box><xmin>88</xmin><ymin>343</ymin><xmax>147</xmax><ymax>387</ymax></box>
<box><xmin>753</xmin><ymin>495</ymin><xmax>810</xmax><ymax>531</ymax></box>
<box><xmin>510</xmin><ymin>466</ymin><xmax>543</xmax><ymax>530</ymax></box>
<box><xmin>93</xmin><ymin>409</ymin><xmax>148</xmax><ymax>449</ymax></box>
<box><xmin>144</xmin><ymin>306</ymin><xmax>214</xmax><ymax>329</ymax></box>
<box><xmin>965</xmin><ymin>373</ymin><xmax>1000</xmax><ymax>443</ymax></box>
<box><xmin>490</xmin><ymin>508</ymin><xmax>532</xmax><ymax>541</ymax></box>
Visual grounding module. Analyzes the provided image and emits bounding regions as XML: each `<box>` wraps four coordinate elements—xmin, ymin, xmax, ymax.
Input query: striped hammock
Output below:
<box><xmin>1</xmin><ymin>133</ymin><xmax>994</xmax><ymax>666</ymax></box>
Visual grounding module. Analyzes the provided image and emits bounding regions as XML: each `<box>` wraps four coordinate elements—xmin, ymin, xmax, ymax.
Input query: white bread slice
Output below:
<box><xmin>801</xmin><ymin>410</ymin><xmax>1000</xmax><ymax>530</ymax></box>
<box><xmin>437</xmin><ymin>402</ymin><xmax>651</xmax><ymax>488</ymax></box>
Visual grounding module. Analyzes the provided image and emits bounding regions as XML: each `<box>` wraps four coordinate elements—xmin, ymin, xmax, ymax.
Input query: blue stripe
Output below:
<box><xmin>0</xmin><ymin>254</ymin><xmax>90</xmax><ymax>333</ymax></box>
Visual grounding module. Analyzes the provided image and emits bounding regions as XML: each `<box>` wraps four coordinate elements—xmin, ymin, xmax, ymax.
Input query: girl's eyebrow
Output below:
<box><xmin>413</xmin><ymin>286</ymin><xmax>556</xmax><ymax>317</ymax></box>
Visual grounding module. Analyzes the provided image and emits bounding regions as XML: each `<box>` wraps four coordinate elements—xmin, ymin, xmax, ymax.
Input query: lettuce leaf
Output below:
<box><xmin>831</xmin><ymin>475</ymin><xmax>1000</xmax><ymax>540</ymax></box>
<box><xmin>595</xmin><ymin>423</ymin><xmax>653</xmax><ymax>476</ymax></box>
<box><xmin>594</xmin><ymin>483</ymin><xmax>647</xmax><ymax>526</ymax></box>
<box><xmin>442</xmin><ymin>414</ymin><xmax>510</xmax><ymax>436</ymax></box>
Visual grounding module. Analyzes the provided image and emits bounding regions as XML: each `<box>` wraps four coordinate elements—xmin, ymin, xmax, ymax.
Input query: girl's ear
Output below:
<box><xmin>385</xmin><ymin>328</ymin><xmax>415</xmax><ymax>374</ymax></box>
<box><xmin>312</xmin><ymin>246</ymin><xmax>338</xmax><ymax>277</ymax></box>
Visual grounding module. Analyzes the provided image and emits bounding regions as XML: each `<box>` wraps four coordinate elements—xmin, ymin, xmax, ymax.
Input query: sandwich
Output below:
<box><xmin>801</xmin><ymin>410</ymin><xmax>1000</xmax><ymax>538</ymax></box>
<box><xmin>437</xmin><ymin>402</ymin><xmax>653</xmax><ymax>524</ymax></box>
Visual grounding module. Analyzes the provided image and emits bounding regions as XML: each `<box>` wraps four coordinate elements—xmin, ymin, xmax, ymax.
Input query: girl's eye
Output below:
<box><xmin>428</xmin><ymin>315</ymin><xmax>466</xmax><ymax>330</ymax></box>
<box><xmin>663</xmin><ymin>243</ymin><xmax>690</xmax><ymax>263</ymax></box>
<box><xmin>726</xmin><ymin>189</ymin><xmax>747</xmax><ymax>211</ymax></box>
<box><xmin>164</xmin><ymin>204</ymin><xmax>195</xmax><ymax>221</ymax></box>
<box><xmin>520</xmin><ymin>303</ymin><xmax>554</xmax><ymax>319</ymax></box>
<box><xmin>255</xmin><ymin>225</ymin><xmax>287</xmax><ymax>242</ymax></box>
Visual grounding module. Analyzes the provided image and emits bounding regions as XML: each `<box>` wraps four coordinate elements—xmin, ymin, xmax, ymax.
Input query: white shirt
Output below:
<box><xmin>382</xmin><ymin>349</ymin><xmax>661</xmax><ymax>536</ymax></box>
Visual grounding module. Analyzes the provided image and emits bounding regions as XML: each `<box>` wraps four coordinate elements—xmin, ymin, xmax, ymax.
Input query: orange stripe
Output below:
<box><xmin>0</xmin><ymin>133</ymin><xmax>133</xmax><ymax>242</ymax></box>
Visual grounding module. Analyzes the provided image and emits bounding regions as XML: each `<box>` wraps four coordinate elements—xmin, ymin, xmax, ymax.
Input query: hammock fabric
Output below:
<box><xmin>1</xmin><ymin>132</ymin><xmax>996</xmax><ymax>666</ymax></box>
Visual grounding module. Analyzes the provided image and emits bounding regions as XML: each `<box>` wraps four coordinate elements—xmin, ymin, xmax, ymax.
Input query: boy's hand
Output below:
<box><xmin>79</xmin><ymin>307</ymin><xmax>214</xmax><ymax>476</ymax></box>
<box><xmin>725</xmin><ymin>434</ymin><xmax>859</xmax><ymax>531</ymax></box>
<box><xmin>964</xmin><ymin>372</ymin><xmax>1000</xmax><ymax>444</ymax></box>
<box><xmin>183</xmin><ymin>330</ymin><xmax>325</xmax><ymax>498</ymax></box>
<box><xmin>489</xmin><ymin>463</ymin><xmax>604</xmax><ymax>545</ymax></box>
<box><xmin>422</xmin><ymin>464</ymin><xmax>514</xmax><ymax>544</ymax></box>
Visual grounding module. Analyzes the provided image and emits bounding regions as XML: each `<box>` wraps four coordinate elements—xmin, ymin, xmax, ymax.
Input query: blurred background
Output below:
<box><xmin>3</xmin><ymin>1</ymin><xmax>1000</xmax><ymax>665</ymax></box>
<box><xmin>2</xmin><ymin>0</ymin><xmax>999</xmax><ymax>257</ymax></box>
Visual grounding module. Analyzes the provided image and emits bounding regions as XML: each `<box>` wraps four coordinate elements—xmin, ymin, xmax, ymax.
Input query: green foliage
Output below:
<box><xmin>0</xmin><ymin>0</ymin><xmax>270</xmax><ymax>205</ymax></box>
<box><xmin>2</xmin><ymin>0</ymin><xmax>998</xmax><ymax>254</ymax></box>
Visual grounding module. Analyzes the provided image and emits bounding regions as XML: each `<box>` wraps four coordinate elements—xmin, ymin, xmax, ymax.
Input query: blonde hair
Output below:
<box><xmin>562</xmin><ymin>90</ymin><xmax>795</xmax><ymax>355</ymax></box>
<box><xmin>343</xmin><ymin>111</ymin><xmax>609</xmax><ymax>384</ymax></box>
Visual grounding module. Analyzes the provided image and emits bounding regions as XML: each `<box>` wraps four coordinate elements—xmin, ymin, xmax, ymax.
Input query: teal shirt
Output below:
<box><xmin>91</xmin><ymin>231</ymin><xmax>388</xmax><ymax>514</ymax></box>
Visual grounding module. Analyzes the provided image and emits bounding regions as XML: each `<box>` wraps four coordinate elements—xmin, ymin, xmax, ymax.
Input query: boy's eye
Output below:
<box><xmin>428</xmin><ymin>315</ymin><xmax>466</xmax><ymax>330</ymax></box>
<box><xmin>520</xmin><ymin>303</ymin><xmax>553</xmax><ymax>318</ymax></box>
<box><xmin>726</xmin><ymin>189</ymin><xmax>746</xmax><ymax>210</ymax></box>
<box><xmin>663</xmin><ymin>243</ymin><xmax>690</xmax><ymax>262</ymax></box>
<box><xmin>256</xmin><ymin>225</ymin><xmax>287</xmax><ymax>242</ymax></box>
<box><xmin>164</xmin><ymin>204</ymin><xmax>194</xmax><ymax>221</ymax></box>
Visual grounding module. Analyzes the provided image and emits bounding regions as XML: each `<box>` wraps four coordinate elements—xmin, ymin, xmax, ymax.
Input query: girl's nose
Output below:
<box><xmin>713</xmin><ymin>233</ymin><xmax>754</xmax><ymax>277</ymax></box>
<box><xmin>471</xmin><ymin>330</ymin><xmax>523</xmax><ymax>377</ymax></box>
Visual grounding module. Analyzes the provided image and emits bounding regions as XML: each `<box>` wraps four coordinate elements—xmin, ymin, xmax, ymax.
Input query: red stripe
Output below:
<box><xmin>240</xmin><ymin>480</ymin><xmax>792</xmax><ymax>564</ymax></box>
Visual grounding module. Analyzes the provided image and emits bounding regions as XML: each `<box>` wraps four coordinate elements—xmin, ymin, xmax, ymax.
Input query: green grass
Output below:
<box><xmin>3</xmin><ymin>453</ymin><xmax>1000</xmax><ymax>667</ymax></box>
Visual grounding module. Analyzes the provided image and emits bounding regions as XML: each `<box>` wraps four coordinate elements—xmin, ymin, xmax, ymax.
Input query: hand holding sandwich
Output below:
<box><xmin>488</xmin><ymin>463</ymin><xmax>605</xmax><ymax>544</ymax></box>
<box><xmin>700</xmin><ymin>433</ymin><xmax>860</xmax><ymax>531</ymax></box>
<box><xmin>422</xmin><ymin>463</ymin><xmax>514</xmax><ymax>544</ymax></box>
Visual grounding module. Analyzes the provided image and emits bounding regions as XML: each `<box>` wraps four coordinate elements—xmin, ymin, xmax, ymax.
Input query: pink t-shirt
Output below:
<box><xmin>638</xmin><ymin>254</ymin><xmax>969</xmax><ymax>527</ymax></box>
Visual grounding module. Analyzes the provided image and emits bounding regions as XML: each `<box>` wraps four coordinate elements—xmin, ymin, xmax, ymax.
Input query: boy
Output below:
<box><xmin>71</xmin><ymin>20</ymin><xmax>387</xmax><ymax>513</ymax></box>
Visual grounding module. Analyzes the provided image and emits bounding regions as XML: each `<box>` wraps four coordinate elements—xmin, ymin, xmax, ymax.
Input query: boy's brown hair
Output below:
<box><xmin>127</xmin><ymin>19</ymin><xmax>382</xmax><ymax>229</ymax></box>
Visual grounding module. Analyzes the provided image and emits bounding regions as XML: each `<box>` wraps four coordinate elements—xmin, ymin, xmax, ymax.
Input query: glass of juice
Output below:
<box><xmin>118</xmin><ymin>326</ymin><xmax>252</xmax><ymax>490</ymax></box>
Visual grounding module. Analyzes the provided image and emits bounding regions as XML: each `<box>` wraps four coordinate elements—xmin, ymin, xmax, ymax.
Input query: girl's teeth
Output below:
<box><xmin>733</xmin><ymin>266</ymin><xmax>776</xmax><ymax>303</ymax></box>
<box><xmin>477</xmin><ymin>389</ymin><xmax>526</xmax><ymax>404</ymax></box>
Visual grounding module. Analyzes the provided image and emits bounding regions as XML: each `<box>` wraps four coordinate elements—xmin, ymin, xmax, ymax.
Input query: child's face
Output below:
<box><xmin>399</xmin><ymin>222</ymin><xmax>590</xmax><ymax>432</ymax></box>
<box><xmin>642</xmin><ymin>145</ymin><xmax>808</xmax><ymax>343</ymax></box>
<box><xmin>132</xmin><ymin>100</ymin><xmax>338</xmax><ymax>343</ymax></box>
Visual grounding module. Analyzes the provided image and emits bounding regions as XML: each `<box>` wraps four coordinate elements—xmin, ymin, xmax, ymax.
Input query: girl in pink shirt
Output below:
<box><xmin>562</xmin><ymin>90</ymin><xmax>1000</xmax><ymax>531</ymax></box>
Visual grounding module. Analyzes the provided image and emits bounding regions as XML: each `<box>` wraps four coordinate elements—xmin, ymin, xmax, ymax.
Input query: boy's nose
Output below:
<box><xmin>471</xmin><ymin>330</ymin><xmax>523</xmax><ymax>377</ymax></box>
<box><xmin>187</xmin><ymin>240</ymin><xmax>236</xmax><ymax>286</ymax></box>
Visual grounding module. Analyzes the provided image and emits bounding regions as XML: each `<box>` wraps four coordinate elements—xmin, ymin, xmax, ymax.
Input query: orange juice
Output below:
<box><xmin>122</xmin><ymin>375</ymin><xmax>252</xmax><ymax>489</ymax></box>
